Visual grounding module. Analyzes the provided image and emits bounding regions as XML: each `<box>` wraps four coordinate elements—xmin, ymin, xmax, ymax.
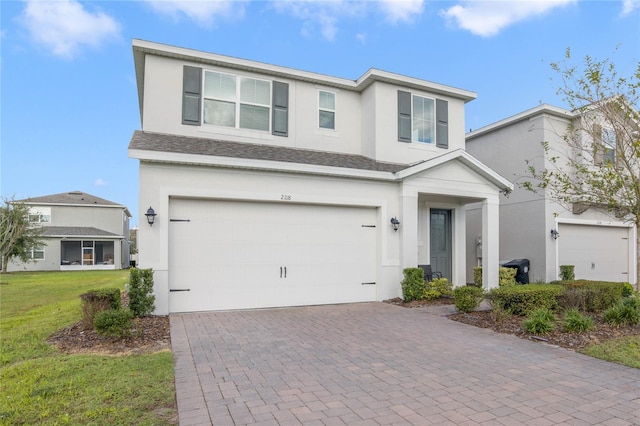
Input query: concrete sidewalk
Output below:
<box><xmin>170</xmin><ymin>303</ymin><xmax>640</xmax><ymax>425</ymax></box>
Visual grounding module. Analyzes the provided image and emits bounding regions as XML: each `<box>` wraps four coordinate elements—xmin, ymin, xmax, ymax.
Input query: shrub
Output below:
<box><xmin>560</xmin><ymin>281</ymin><xmax>624</xmax><ymax>312</ymax></box>
<box><xmin>424</xmin><ymin>277</ymin><xmax>453</xmax><ymax>300</ymax></box>
<box><xmin>401</xmin><ymin>268</ymin><xmax>426</xmax><ymax>302</ymax></box>
<box><xmin>129</xmin><ymin>268</ymin><xmax>155</xmax><ymax>317</ymax></box>
<box><xmin>559</xmin><ymin>265</ymin><xmax>575</xmax><ymax>281</ymax></box>
<box><xmin>454</xmin><ymin>286</ymin><xmax>484</xmax><ymax>313</ymax></box>
<box><xmin>499</xmin><ymin>267</ymin><xmax>517</xmax><ymax>286</ymax></box>
<box><xmin>489</xmin><ymin>284</ymin><xmax>563</xmax><ymax>316</ymax></box>
<box><xmin>473</xmin><ymin>267</ymin><xmax>483</xmax><ymax>287</ymax></box>
<box><xmin>80</xmin><ymin>288</ymin><xmax>121</xmax><ymax>329</ymax></box>
<box><xmin>562</xmin><ymin>309</ymin><xmax>594</xmax><ymax>333</ymax></box>
<box><xmin>522</xmin><ymin>308</ymin><xmax>556</xmax><ymax>335</ymax></box>
<box><xmin>558</xmin><ymin>288</ymin><xmax>586</xmax><ymax>311</ymax></box>
<box><xmin>93</xmin><ymin>308</ymin><xmax>133</xmax><ymax>338</ymax></box>
<box><xmin>602</xmin><ymin>298</ymin><xmax>640</xmax><ymax>327</ymax></box>
<box><xmin>622</xmin><ymin>282</ymin><xmax>635</xmax><ymax>298</ymax></box>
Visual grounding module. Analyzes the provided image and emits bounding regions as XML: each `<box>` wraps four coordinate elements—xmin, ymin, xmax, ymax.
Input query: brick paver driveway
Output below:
<box><xmin>170</xmin><ymin>303</ymin><xmax>640</xmax><ymax>425</ymax></box>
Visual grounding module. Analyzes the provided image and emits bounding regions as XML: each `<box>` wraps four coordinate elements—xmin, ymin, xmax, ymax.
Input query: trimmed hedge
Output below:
<box><xmin>558</xmin><ymin>281</ymin><xmax>625</xmax><ymax>312</ymax></box>
<box><xmin>94</xmin><ymin>308</ymin><xmax>133</xmax><ymax>338</ymax></box>
<box><xmin>472</xmin><ymin>266</ymin><xmax>518</xmax><ymax>287</ymax></box>
<box><xmin>454</xmin><ymin>286</ymin><xmax>484</xmax><ymax>313</ymax></box>
<box><xmin>489</xmin><ymin>284</ymin><xmax>563</xmax><ymax>316</ymax></box>
<box><xmin>80</xmin><ymin>288</ymin><xmax>121</xmax><ymax>329</ymax></box>
<box><xmin>129</xmin><ymin>268</ymin><xmax>155</xmax><ymax>317</ymax></box>
<box><xmin>401</xmin><ymin>268</ymin><xmax>425</xmax><ymax>302</ymax></box>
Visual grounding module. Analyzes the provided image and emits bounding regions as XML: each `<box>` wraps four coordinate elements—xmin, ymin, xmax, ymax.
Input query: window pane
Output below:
<box><xmin>319</xmin><ymin>91</ymin><xmax>335</xmax><ymax>110</ymax></box>
<box><xmin>412</xmin><ymin>96</ymin><xmax>435</xmax><ymax>143</ymax></box>
<box><xmin>204</xmin><ymin>99</ymin><xmax>236</xmax><ymax>127</ymax></box>
<box><xmin>239</xmin><ymin>104</ymin><xmax>269</xmax><ymax>130</ymax></box>
<box><xmin>204</xmin><ymin>72</ymin><xmax>236</xmax><ymax>101</ymax></box>
<box><xmin>240</xmin><ymin>78</ymin><xmax>270</xmax><ymax>105</ymax></box>
<box><xmin>33</xmin><ymin>250</ymin><xmax>44</xmax><ymax>260</ymax></box>
<box><xmin>29</xmin><ymin>214</ymin><xmax>39</xmax><ymax>223</ymax></box>
<box><xmin>319</xmin><ymin>110</ymin><xmax>335</xmax><ymax>129</ymax></box>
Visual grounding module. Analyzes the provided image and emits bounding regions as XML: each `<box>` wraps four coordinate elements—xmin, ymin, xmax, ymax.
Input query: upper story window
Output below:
<box><xmin>28</xmin><ymin>207</ymin><xmax>51</xmax><ymax>224</ymax></box>
<box><xmin>30</xmin><ymin>245</ymin><xmax>45</xmax><ymax>260</ymax></box>
<box><xmin>601</xmin><ymin>127</ymin><xmax>616</xmax><ymax>165</ymax></box>
<box><xmin>398</xmin><ymin>90</ymin><xmax>448</xmax><ymax>148</ymax></box>
<box><xmin>412</xmin><ymin>95</ymin><xmax>435</xmax><ymax>143</ymax></box>
<box><xmin>318</xmin><ymin>90</ymin><xmax>335</xmax><ymax>130</ymax></box>
<box><xmin>203</xmin><ymin>71</ymin><xmax>271</xmax><ymax>132</ymax></box>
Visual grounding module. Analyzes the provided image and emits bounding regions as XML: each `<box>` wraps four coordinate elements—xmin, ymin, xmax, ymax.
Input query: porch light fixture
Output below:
<box><xmin>145</xmin><ymin>207</ymin><xmax>157</xmax><ymax>226</ymax></box>
<box><xmin>390</xmin><ymin>217</ymin><xmax>400</xmax><ymax>232</ymax></box>
<box><xmin>550</xmin><ymin>229</ymin><xmax>559</xmax><ymax>240</ymax></box>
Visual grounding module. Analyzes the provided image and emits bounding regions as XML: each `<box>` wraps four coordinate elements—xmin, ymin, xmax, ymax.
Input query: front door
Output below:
<box><xmin>430</xmin><ymin>209</ymin><xmax>452</xmax><ymax>280</ymax></box>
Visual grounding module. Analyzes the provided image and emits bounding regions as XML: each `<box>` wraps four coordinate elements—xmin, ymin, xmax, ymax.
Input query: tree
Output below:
<box><xmin>523</xmin><ymin>48</ymin><xmax>640</xmax><ymax>288</ymax></box>
<box><xmin>0</xmin><ymin>198</ymin><xmax>44</xmax><ymax>273</ymax></box>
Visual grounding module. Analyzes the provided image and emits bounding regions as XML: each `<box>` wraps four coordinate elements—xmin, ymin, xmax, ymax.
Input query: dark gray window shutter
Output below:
<box><xmin>436</xmin><ymin>99</ymin><xmax>448</xmax><ymax>149</ymax></box>
<box><xmin>272</xmin><ymin>81</ymin><xmax>289</xmax><ymax>136</ymax></box>
<box><xmin>398</xmin><ymin>91</ymin><xmax>411</xmax><ymax>142</ymax></box>
<box><xmin>182</xmin><ymin>66</ymin><xmax>202</xmax><ymax>125</ymax></box>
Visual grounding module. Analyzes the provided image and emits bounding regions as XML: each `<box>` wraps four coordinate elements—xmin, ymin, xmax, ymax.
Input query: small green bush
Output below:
<box><xmin>489</xmin><ymin>284</ymin><xmax>563</xmax><ymax>316</ymax></box>
<box><xmin>523</xmin><ymin>308</ymin><xmax>556</xmax><ymax>335</ymax></box>
<box><xmin>559</xmin><ymin>265</ymin><xmax>575</xmax><ymax>281</ymax></box>
<box><xmin>80</xmin><ymin>288</ymin><xmax>121</xmax><ymax>329</ymax></box>
<box><xmin>622</xmin><ymin>282</ymin><xmax>635</xmax><ymax>298</ymax></box>
<box><xmin>401</xmin><ymin>268</ymin><xmax>426</xmax><ymax>302</ymax></box>
<box><xmin>560</xmin><ymin>281</ymin><xmax>624</xmax><ymax>312</ymax></box>
<box><xmin>424</xmin><ymin>277</ymin><xmax>453</xmax><ymax>300</ymax></box>
<box><xmin>454</xmin><ymin>286</ymin><xmax>484</xmax><ymax>313</ymax></box>
<box><xmin>499</xmin><ymin>267</ymin><xmax>517</xmax><ymax>286</ymax></box>
<box><xmin>93</xmin><ymin>308</ymin><xmax>133</xmax><ymax>338</ymax></box>
<box><xmin>562</xmin><ymin>309</ymin><xmax>594</xmax><ymax>333</ymax></box>
<box><xmin>129</xmin><ymin>268</ymin><xmax>156</xmax><ymax>317</ymax></box>
<box><xmin>602</xmin><ymin>298</ymin><xmax>640</xmax><ymax>327</ymax></box>
<box><xmin>473</xmin><ymin>267</ymin><xmax>483</xmax><ymax>287</ymax></box>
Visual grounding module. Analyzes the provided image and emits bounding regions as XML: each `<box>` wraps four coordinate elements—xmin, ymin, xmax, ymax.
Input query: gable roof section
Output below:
<box><xmin>41</xmin><ymin>226</ymin><xmax>122</xmax><ymax>239</ymax></box>
<box><xmin>18</xmin><ymin>191</ymin><xmax>131</xmax><ymax>217</ymax></box>
<box><xmin>129</xmin><ymin>130</ymin><xmax>406</xmax><ymax>174</ymax></box>
<box><xmin>132</xmin><ymin>39</ymin><xmax>476</xmax><ymax>122</ymax></box>
<box><xmin>128</xmin><ymin>131</ymin><xmax>512</xmax><ymax>191</ymax></box>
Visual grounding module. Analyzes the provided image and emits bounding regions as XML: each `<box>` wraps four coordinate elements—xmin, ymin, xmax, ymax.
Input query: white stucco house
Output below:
<box><xmin>7</xmin><ymin>191</ymin><xmax>131</xmax><ymax>272</ymax></box>
<box><xmin>128</xmin><ymin>39</ymin><xmax>512</xmax><ymax>314</ymax></box>
<box><xmin>465</xmin><ymin>104</ymin><xmax>637</xmax><ymax>285</ymax></box>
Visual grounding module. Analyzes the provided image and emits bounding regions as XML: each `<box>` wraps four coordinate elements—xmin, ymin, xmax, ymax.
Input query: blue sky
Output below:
<box><xmin>1</xmin><ymin>0</ymin><xmax>638</xmax><ymax>226</ymax></box>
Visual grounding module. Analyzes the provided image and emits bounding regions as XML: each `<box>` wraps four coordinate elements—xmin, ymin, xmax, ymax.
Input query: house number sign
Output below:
<box><xmin>281</xmin><ymin>194</ymin><xmax>292</xmax><ymax>201</ymax></box>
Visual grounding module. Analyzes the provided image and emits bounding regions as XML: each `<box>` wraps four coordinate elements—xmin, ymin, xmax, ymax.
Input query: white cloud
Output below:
<box><xmin>440</xmin><ymin>0</ymin><xmax>576</xmax><ymax>37</ymax></box>
<box><xmin>378</xmin><ymin>0</ymin><xmax>424</xmax><ymax>24</ymax></box>
<box><xmin>20</xmin><ymin>0</ymin><xmax>120</xmax><ymax>58</ymax></box>
<box><xmin>620</xmin><ymin>0</ymin><xmax>639</xmax><ymax>16</ymax></box>
<box><xmin>93</xmin><ymin>178</ymin><xmax>108</xmax><ymax>187</ymax></box>
<box><xmin>144</xmin><ymin>0</ymin><xmax>247</xmax><ymax>27</ymax></box>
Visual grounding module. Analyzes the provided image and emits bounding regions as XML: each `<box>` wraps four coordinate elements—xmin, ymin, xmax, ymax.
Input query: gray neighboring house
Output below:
<box><xmin>465</xmin><ymin>104</ymin><xmax>637</xmax><ymax>285</ymax></box>
<box><xmin>7</xmin><ymin>191</ymin><xmax>132</xmax><ymax>272</ymax></box>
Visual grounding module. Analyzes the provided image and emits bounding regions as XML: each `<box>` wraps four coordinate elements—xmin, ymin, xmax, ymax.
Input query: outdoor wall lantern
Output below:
<box><xmin>550</xmin><ymin>229</ymin><xmax>559</xmax><ymax>240</ymax></box>
<box><xmin>145</xmin><ymin>207</ymin><xmax>157</xmax><ymax>226</ymax></box>
<box><xmin>390</xmin><ymin>217</ymin><xmax>400</xmax><ymax>232</ymax></box>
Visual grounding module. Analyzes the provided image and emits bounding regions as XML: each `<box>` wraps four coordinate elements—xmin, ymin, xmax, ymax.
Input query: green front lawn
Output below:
<box><xmin>0</xmin><ymin>270</ymin><xmax>177</xmax><ymax>425</ymax></box>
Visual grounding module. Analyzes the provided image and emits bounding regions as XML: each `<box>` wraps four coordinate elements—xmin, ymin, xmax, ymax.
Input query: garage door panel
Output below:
<box><xmin>559</xmin><ymin>224</ymin><xmax>629</xmax><ymax>282</ymax></box>
<box><xmin>168</xmin><ymin>199</ymin><xmax>377</xmax><ymax>312</ymax></box>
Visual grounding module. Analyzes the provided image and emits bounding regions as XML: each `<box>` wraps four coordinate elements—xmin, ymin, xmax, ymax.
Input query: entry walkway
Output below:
<box><xmin>170</xmin><ymin>303</ymin><xmax>640</xmax><ymax>425</ymax></box>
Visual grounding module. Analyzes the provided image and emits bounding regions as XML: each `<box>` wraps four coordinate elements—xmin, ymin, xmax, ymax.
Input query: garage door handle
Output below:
<box><xmin>280</xmin><ymin>266</ymin><xmax>283</xmax><ymax>278</ymax></box>
<box><xmin>284</xmin><ymin>267</ymin><xmax>287</xmax><ymax>278</ymax></box>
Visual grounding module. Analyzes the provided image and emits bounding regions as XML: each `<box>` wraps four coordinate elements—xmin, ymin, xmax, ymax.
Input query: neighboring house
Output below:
<box><xmin>7</xmin><ymin>191</ymin><xmax>132</xmax><ymax>272</ymax></box>
<box><xmin>128</xmin><ymin>39</ymin><xmax>512</xmax><ymax>315</ymax></box>
<box><xmin>465</xmin><ymin>104</ymin><xmax>637</xmax><ymax>284</ymax></box>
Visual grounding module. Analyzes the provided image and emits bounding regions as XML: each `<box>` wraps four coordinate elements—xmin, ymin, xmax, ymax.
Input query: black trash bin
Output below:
<box><xmin>502</xmin><ymin>259</ymin><xmax>530</xmax><ymax>284</ymax></box>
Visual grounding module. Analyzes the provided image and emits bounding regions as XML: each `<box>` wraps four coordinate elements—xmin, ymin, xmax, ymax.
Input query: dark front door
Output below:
<box><xmin>430</xmin><ymin>209</ymin><xmax>452</xmax><ymax>280</ymax></box>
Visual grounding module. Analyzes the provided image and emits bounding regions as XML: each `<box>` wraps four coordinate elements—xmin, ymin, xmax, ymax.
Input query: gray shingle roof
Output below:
<box><xmin>41</xmin><ymin>226</ymin><xmax>121</xmax><ymax>238</ymax></box>
<box><xmin>128</xmin><ymin>130</ymin><xmax>407</xmax><ymax>173</ymax></box>
<box><xmin>19</xmin><ymin>191</ymin><xmax>124</xmax><ymax>207</ymax></box>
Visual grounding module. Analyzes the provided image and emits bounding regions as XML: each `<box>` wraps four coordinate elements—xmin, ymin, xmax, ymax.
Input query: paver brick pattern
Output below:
<box><xmin>171</xmin><ymin>303</ymin><xmax>640</xmax><ymax>425</ymax></box>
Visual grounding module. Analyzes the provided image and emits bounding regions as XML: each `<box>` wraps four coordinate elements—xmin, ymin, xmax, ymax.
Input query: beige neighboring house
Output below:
<box><xmin>7</xmin><ymin>191</ymin><xmax>131</xmax><ymax>272</ymax></box>
<box><xmin>128</xmin><ymin>39</ymin><xmax>512</xmax><ymax>315</ymax></box>
<box><xmin>465</xmin><ymin>104</ymin><xmax>637</xmax><ymax>285</ymax></box>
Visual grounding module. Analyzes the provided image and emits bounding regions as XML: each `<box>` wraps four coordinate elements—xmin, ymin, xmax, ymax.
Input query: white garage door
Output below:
<box><xmin>558</xmin><ymin>224</ymin><xmax>630</xmax><ymax>282</ymax></box>
<box><xmin>168</xmin><ymin>198</ymin><xmax>378</xmax><ymax>312</ymax></box>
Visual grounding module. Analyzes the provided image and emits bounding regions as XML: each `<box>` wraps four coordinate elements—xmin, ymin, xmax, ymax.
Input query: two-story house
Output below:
<box><xmin>128</xmin><ymin>39</ymin><xmax>512</xmax><ymax>314</ymax></box>
<box><xmin>465</xmin><ymin>104</ymin><xmax>637</xmax><ymax>284</ymax></box>
<box><xmin>7</xmin><ymin>191</ymin><xmax>131</xmax><ymax>272</ymax></box>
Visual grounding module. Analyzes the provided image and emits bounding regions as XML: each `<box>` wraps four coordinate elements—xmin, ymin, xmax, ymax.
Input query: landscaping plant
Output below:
<box><xmin>401</xmin><ymin>268</ymin><xmax>426</xmax><ymax>302</ymax></box>
<box><xmin>562</xmin><ymin>308</ymin><xmax>595</xmax><ymax>333</ymax></box>
<box><xmin>602</xmin><ymin>297</ymin><xmax>640</xmax><ymax>327</ymax></box>
<box><xmin>93</xmin><ymin>308</ymin><xmax>134</xmax><ymax>338</ymax></box>
<box><xmin>523</xmin><ymin>308</ymin><xmax>556</xmax><ymax>335</ymax></box>
<box><xmin>453</xmin><ymin>286</ymin><xmax>484</xmax><ymax>313</ymax></box>
<box><xmin>129</xmin><ymin>268</ymin><xmax>156</xmax><ymax>317</ymax></box>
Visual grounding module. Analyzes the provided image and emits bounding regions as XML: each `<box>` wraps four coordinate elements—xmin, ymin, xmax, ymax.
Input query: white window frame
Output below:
<box><xmin>203</xmin><ymin>70</ymin><xmax>271</xmax><ymax>132</ymax></box>
<box><xmin>412</xmin><ymin>94</ymin><xmax>436</xmax><ymax>144</ymax></box>
<box><xmin>602</xmin><ymin>127</ymin><xmax>616</xmax><ymax>165</ymax></box>
<box><xmin>30</xmin><ymin>245</ymin><xmax>45</xmax><ymax>260</ymax></box>
<box><xmin>318</xmin><ymin>90</ymin><xmax>336</xmax><ymax>130</ymax></box>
